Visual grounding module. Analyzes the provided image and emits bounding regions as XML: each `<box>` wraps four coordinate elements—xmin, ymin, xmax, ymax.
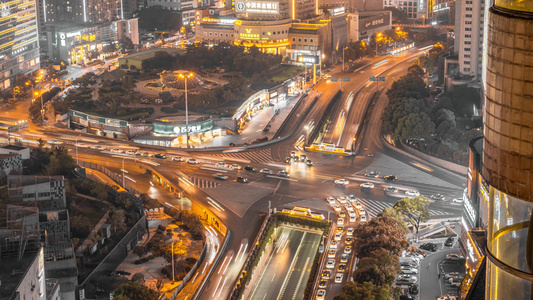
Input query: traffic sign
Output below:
<box><xmin>369</xmin><ymin>76</ymin><xmax>376</xmax><ymax>81</ymax></box>
<box><xmin>343</xmin><ymin>77</ymin><xmax>350</xmax><ymax>82</ymax></box>
<box><xmin>379</xmin><ymin>76</ymin><xmax>386</xmax><ymax>81</ymax></box>
<box><xmin>331</xmin><ymin>77</ymin><xmax>338</xmax><ymax>82</ymax></box>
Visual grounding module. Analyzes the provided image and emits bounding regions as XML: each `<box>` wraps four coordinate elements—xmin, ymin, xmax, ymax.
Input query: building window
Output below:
<box><xmin>465</xmin><ymin>41</ymin><xmax>471</xmax><ymax>45</ymax></box>
<box><xmin>304</xmin><ymin>38</ymin><xmax>307</xmax><ymax>42</ymax></box>
<box><xmin>293</xmin><ymin>38</ymin><xmax>295</xmax><ymax>41</ymax></box>
<box><xmin>466</xmin><ymin>14</ymin><xmax>472</xmax><ymax>17</ymax></box>
<box><xmin>465</xmin><ymin>34</ymin><xmax>471</xmax><ymax>38</ymax></box>
<box><xmin>310</xmin><ymin>38</ymin><xmax>314</xmax><ymax>42</ymax></box>
<box><xmin>466</xmin><ymin>0</ymin><xmax>472</xmax><ymax>3</ymax></box>
<box><xmin>465</xmin><ymin>28</ymin><xmax>472</xmax><ymax>31</ymax></box>
<box><xmin>298</xmin><ymin>38</ymin><xmax>301</xmax><ymax>42</ymax></box>
<box><xmin>464</xmin><ymin>54</ymin><xmax>471</xmax><ymax>58</ymax></box>
<box><xmin>466</xmin><ymin>7</ymin><xmax>472</xmax><ymax>11</ymax></box>
<box><xmin>465</xmin><ymin>48</ymin><xmax>471</xmax><ymax>51</ymax></box>
<box><xmin>465</xmin><ymin>61</ymin><xmax>471</xmax><ymax>64</ymax></box>
<box><xmin>464</xmin><ymin>68</ymin><xmax>470</xmax><ymax>72</ymax></box>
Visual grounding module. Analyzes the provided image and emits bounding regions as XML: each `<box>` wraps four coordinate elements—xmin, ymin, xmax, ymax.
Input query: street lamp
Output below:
<box><xmin>121</xmin><ymin>158</ymin><xmax>128</xmax><ymax>188</ymax></box>
<box><xmin>342</xmin><ymin>47</ymin><xmax>346</xmax><ymax>72</ymax></box>
<box><xmin>376</xmin><ymin>32</ymin><xmax>382</xmax><ymax>55</ymax></box>
<box><xmin>75</xmin><ymin>134</ymin><xmax>81</xmax><ymax>165</ymax></box>
<box><xmin>177</xmin><ymin>72</ymin><xmax>194</xmax><ymax>148</ymax></box>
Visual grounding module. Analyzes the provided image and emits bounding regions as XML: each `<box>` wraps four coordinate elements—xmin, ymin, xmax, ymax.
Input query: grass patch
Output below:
<box><xmin>270</xmin><ymin>65</ymin><xmax>304</xmax><ymax>82</ymax></box>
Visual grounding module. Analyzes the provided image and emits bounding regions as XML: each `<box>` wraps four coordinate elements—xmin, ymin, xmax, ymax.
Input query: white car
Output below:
<box><xmin>278</xmin><ymin>170</ymin><xmax>291</xmax><ymax>177</ymax></box>
<box><xmin>326</xmin><ymin>260</ymin><xmax>335</xmax><ymax>268</ymax></box>
<box><xmin>345</xmin><ymin>204</ymin><xmax>353</xmax><ymax>210</ymax></box>
<box><xmin>401</xmin><ymin>267</ymin><xmax>418</xmax><ymax>274</ymax></box>
<box><xmin>260</xmin><ymin>168</ymin><xmax>273</xmax><ymax>174</ymax></box>
<box><xmin>449</xmin><ymin>278</ymin><xmax>461</xmax><ymax>287</ymax></box>
<box><xmin>364</xmin><ymin>172</ymin><xmax>379</xmax><ymax>178</ymax></box>
<box><xmin>110</xmin><ymin>148</ymin><xmax>123</xmax><ymax>153</ymax></box>
<box><xmin>354</xmin><ymin>201</ymin><xmax>363</xmax><ymax>209</ymax></box>
<box><xmin>230</xmin><ymin>164</ymin><xmax>242</xmax><ymax>170</ymax></box>
<box><xmin>172</xmin><ymin>156</ymin><xmax>184</xmax><ymax>162</ymax></box>
<box><xmin>316</xmin><ymin>289</ymin><xmax>326</xmax><ymax>300</ymax></box>
<box><xmin>326</xmin><ymin>197</ymin><xmax>336</xmax><ymax>205</ymax></box>
<box><xmin>330</xmin><ymin>241</ymin><xmax>338</xmax><ymax>249</ymax></box>
<box><xmin>334</xmin><ymin>273</ymin><xmax>343</xmax><ymax>283</ymax></box>
<box><xmin>405</xmin><ymin>190</ymin><xmax>420</xmax><ymax>197</ymax></box>
<box><xmin>328</xmin><ymin>249</ymin><xmax>337</xmax><ymax>258</ymax></box>
<box><xmin>446</xmin><ymin>253</ymin><xmax>464</xmax><ymax>261</ymax></box>
<box><xmin>333</xmin><ymin>204</ymin><xmax>342</xmax><ymax>212</ymax></box>
<box><xmin>344</xmin><ymin>246</ymin><xmax>352</xmax><ymax>253</ymax></box>
<box><xmin>91</xmin><ymin>145</ymin><xmax>105</xmax><ymax>150</ymax></box>
<box><xmin>452</xmin><ymin>198</ymin><xmax>464</xmax><ymax>204</ymax></box>
<box><xmin>350</xmin><ymin>215</ymin><xmax>357</xmax><ymax>223</ymax></box>
<box><xmin>339</xmin><ymin>211</ymin><xmax>346</xmax><ymax>218</ymax></box>
<box><xmin>340</xmin><ymin>253</ymin><xmax>349</xmax><ymax>263</ymax></box>
<box><xmin>187</xmin><ymin>158</ymin><xmax>200</xmax><ymax>164</ymax></box>
<box><xmin>347</xmin><ymin>228</ymin><xmax>354</xmax><ymax>236</ymax></box>
<box><xmin>126</xmin><ymin>149</ymin><xmax>137</xmax><ymax>155</ymax></box>
<box><xmin>398</xmin><ymin>274</ymin><xmax>417</xmax><ymax>282</ymax></box>
<box><xmin>337</xmin><ymin>218</ymin><xmax>344</xmax><ymax>226</ymax></box>
<box><xmin>360</xmin><ymin>182</ymin><xmax>375</xmax><ymax>189</ymax></box>
<box><xmin>337</xmin><ymin>196</ymin><xmax>347</xmax><ymax>204</ymax></box>
<box><xmin>334</xmin><ymin>179</ymin><xmax>349</xmax><ymax>185</ymax></box>
<box><xmin>359</xmin><ymin>208</ymin><xmax>366</xmax><ymax>215</ymax></box>
<box><xmin>215</xmin><ymin>162</ymin><xmax>227</xmax><ymax>168</ymax></box>
<box><xmin>335</xmin><ymin>233</ymin><xmax>342</xmax><ymax>241</ymax></box>
<box><xmin>360</xmin><ymin>215</ymin><xmax>367</xmax><ymax>222</ymax></box>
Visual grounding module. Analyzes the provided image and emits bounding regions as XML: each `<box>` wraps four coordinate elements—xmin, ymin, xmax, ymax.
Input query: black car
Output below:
<box><xmin>285</xmin><ymin>157</ymin><xmax>291</xmax><ymax>164</ymax></box>
<box><xmin>244</xmin><ymin>165</ymin><xmax>257</xmax><ymax>172</ymax></box>
<box><xmin>419</xmin><ymin>243</ymin><xmax>438</xmax><ymax>252</ymax></box>
<box><xmin>445</xmin><ymin>237</ymin><xmax>455</xmax><ymax>247</ymax></box>
<box><xmin>408</xmin><ymin>283</ymin><xmax>419</xmax><ymax>295</ymax></box>
<box><xmin>400</xmin><ymin>295</ymin><xmax>414</xmax><ymax>300</ymax></box>
<box><xmin>383</xmin><ymin>175</ymin><xmax>398</xmax><ymax>181</ymax></box>
<box><xmin>237</xmin><ymin>176</ymin><xmax>248</xmax><ymax>183</ymax></box>
<box><xmin>154</xmin><ymin>153</ymin><xmax>167</xmax><ymax>159</ymax></box>
<box><xmin>430</xmin><ymin>194</ymin><xmax>445</xmax><ymax>201</ymax></box>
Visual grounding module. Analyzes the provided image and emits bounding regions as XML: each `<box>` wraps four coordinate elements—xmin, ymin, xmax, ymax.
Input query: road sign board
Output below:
<box><xmin>331</xmin><ymin>77</ymin><xmax>338</xmax><ymax>82</ymax></box>
<box><xmin>369</xmin><ymin>76</ymin><xmax>376</xmax><ymax>81</ymax></box>
<box><xmin>343</xmin><ymin>77</ymin><xmax>350</xmax><ymax>82</ymax></box>
<box><xmin>379</xmin><ymin>76</ymin><xmax>386</xmax><ymax>81</ymax></box>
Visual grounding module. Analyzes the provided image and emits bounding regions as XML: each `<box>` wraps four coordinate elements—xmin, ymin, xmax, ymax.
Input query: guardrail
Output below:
<box><xmin>171</xmin><ymin>243</ymin><xmax>207</xmax><ymax>299</ymax></box>
<box><xmin>229</xmin><ymin>213</ymin><xmax>271</xmax><ymax>300</ymax></box>
<box><xmin>193</xmin><ymin>229</ymin><xmax>232</xmax><ymax>300</ymax></box>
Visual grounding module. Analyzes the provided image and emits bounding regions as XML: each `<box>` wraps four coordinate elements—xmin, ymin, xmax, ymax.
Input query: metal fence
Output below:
<box><xmin>170</xmin><ymin>244</ymin><xmax>207</xmax><ymax>300</ymax></box>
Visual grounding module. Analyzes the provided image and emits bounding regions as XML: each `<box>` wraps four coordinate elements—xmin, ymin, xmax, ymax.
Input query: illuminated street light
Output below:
<box><xmin>177</xmin><ymin>72</ymin><xmax>194</xmax><ymax>148</ymax></box>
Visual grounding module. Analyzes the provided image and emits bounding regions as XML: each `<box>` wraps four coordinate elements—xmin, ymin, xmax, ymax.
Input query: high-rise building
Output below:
<box><xmin>454</xmin><ymin>0</ymin><xmax>485</xmax><ymax>81</ymax></box>
<box><xmin>41</xmin><ymin>0</ymin><xmax>124</xmax><ymax>24</ymax></box>
<box><xmin>482</xmin><ymin>0</ymin><xmax>533</xmax><ymax>299</ymax></box>
<box><xmin>0</xmin><ymin>0</ymin><xmax>41</xmax><ymax>90</ymax></box>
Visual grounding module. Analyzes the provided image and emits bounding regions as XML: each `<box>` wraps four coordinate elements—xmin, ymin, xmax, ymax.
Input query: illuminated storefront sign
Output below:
<box><xmin>153</xmin><ymin>120</ymin><xmax>214</xmax><ymax>135</ymax></box>
<box><xmin>235</xmin><ymin>0</ymin><xmax>279</xmax><ymax>14</ymax></box>
<box><xmin>463</xmin><ymin>194</ymin><xmax>477</xmax><ymax>226</ymax></box>
<box><xmin>239</xmin><ymin>28</ymin><xmax>260</xmax><ymax>40</ymax></box>
<box><xmin>297</xmin><ymin>55</ymin><xmax>319</xmax><ymax>65</ymax></box>
<box><xmin>331</xmin><ymin>7</ymin><xmax>345</xmax><ymax>16</ymax></box>
<box><xmin>202</xmin><ymin>18</ymin><xmax>236</xmax><ymax>24</ymax></box>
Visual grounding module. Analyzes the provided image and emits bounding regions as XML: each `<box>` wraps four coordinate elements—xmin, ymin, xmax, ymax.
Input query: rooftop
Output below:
<box><xmin>0</xmin><ymin>250</ymin><xmax>40</xmax><ymax>299</ymax></box>
<box><xmin>8</xmin><ymin>175</ymin><xmax>64</xmax><ymax>188</ymax></box>
<box><xmin>0</xmin><ymin>153</ymin><xmax>20</xmax><ymax>160</ymax></box>
<box><xmin>119</xmin><ymin>48</ymin><xmax>181</xmax><ymax>61</ymax></box>
<box><xmin>1</xmin><ymin>145</ymin><xmax>26</xmax><ymax>151</ymax></box>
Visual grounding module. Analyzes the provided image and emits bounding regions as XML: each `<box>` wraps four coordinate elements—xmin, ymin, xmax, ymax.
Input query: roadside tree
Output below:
<box><xmin>393</xmin><ymin>112</ymin><xmax>435</xmax><ymax>141</ymax></box>
<box><xmin>385</xmin><ymin>75</ymin><xmax>429</xmax><ymax>103</ymax></box>
<box><xmin>352</xmin><ymin>248</ymin><xmax>401</xmax><ymax>286</ymax></box>
<box><xmin>333</xmin><ymin>281</ymin><xmax>391</xmax><ymax>300</ymax></box>
<box><xmin>394</xmin><ymin>196</ymin><xmax>430</xmax><ymax>225</ymax></box>
<box><xmin>112</xmin><ymin>281</ymin><xmax>157</xmax><ymax>300</ymax></box>
<box><xmin>353</xmin><ymin>215</ymin><xmax>410</xmax><ymax>257</ymax></box>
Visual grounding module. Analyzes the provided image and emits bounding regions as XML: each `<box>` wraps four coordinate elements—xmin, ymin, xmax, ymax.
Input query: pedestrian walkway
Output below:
<box><xmin>205</xmin><ymin>148</ymin><xmax>276</xmax><ymax>164</ymax></box>
<box><xmin>188</xmin><ymin>176</ymin><xmax>219</xmax><ymax>188</ymax></box>
<box><xmin>353</xmin><ymin>197</ymin><xmax>455</xmax><ymax>219</ymax></box>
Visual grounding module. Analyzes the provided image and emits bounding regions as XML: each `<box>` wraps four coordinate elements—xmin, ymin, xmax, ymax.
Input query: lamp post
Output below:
<box><xmin>121</xmin><ymin>158</ymin><xmax>128</xmax><ymax>188</ymax></box>
<box><xmin>178</xmin><ymin>72</ymin><xmax>194</xmax><ymax>148</ymax></box>
<box><xmin>75</xmin><ymin>134</ymin><xmax>81</xmax><ymax>165</ymax></box>
<box><xmin>376</xmin><ymin>32</ymin><xmax>382</xmax><ymax>55</ymax></box>
<box><xmin>342</xmin><ymin>47</ymin><xmax>345</xmax><ymax>72</ymax></box>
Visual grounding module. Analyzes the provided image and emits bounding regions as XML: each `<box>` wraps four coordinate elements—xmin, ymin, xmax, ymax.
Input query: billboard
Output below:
<box><xmin>153</xmin><ymin>120</ymin><xmax>214</xmax><ymax>136</ymax></box>
<box><xmin>297</xmin><ymin>55</ymin><xmax>319</xmax><ymax>65</ymax></box>
<box><xmin>235</xmin><ymin>0</ymin><xmax>280</xmax><ymax>14</ymax></box>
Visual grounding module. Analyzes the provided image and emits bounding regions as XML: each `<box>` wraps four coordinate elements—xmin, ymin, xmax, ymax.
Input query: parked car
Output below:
<box><xmin>449</xmin><ymin>277</ymin><xmax>462</xmax><ymax>286</ymax></box>
<box><xmin>398</xmin><ymin>274</ymin><xmax>417</xmax><ymax>282</ymax></box>
<box><xmin>444</xmin><ymin>272</ymin><xmax>461</xmax><ymax>279</ymax></box>
<box><xmin>445</xmin><ymin>236</ymin><xmax>455</xmax><ymax>246</ymax></box>
<box><xmin>401</xmin><ymin>267</ymin><xmax>418</xmax><ymax>275</ymax></box>
<box><xmin>419</xmin><ymin>243</ymin><xmax>438</xmax><ymax>252</ymax></box>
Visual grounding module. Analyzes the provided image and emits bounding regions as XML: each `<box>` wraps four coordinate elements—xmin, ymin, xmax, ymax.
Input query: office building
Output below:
<box><xmin>482</xmin><ymin>0</ymin><xmax>533</xmax><ymax>298</ymax></box>
<box><xmin>454</xmin><ymin>0</ymin><xmax>485</xmax><ymax>81</ymax></box>
<box><xmin>0</xmin><ymin>0</ymin><xmax>41</xmax><ymax>91</ymax></box>
<box><xmin>40</xmin><ymin>0</ymin><xmax>124</xmax><ymax>24</ymax></box>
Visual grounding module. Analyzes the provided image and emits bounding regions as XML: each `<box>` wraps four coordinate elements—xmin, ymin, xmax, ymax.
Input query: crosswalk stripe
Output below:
<box><xmin>354</xmin><ymin>198</ymin><xmax>455</xmax><ymax>219</ymax></box>
<box><xmin>189</xmin><ymin>176</ymin><xmax>219</xmax><ymax>188</ymax></box>
<box><xmin>207</xmin><ymin>149</ymin><xmax>274</xmax><ymax>164</ymax></box>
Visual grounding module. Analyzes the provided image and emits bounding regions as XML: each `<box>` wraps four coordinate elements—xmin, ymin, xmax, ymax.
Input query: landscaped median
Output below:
<box><xmin>305</xmin><ymin>143</ymin><xmax>352</xmax><ymax>155</ymax></box>
<box><xmin>230</xmin><ymin>213</ymin><xmax>331</xmax><ymax>300</ymax></box>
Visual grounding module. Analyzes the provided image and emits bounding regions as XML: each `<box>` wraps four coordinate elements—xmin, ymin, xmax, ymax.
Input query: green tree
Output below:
<box><xmin>386</xmin><ymin>75</ymin><xmax>429</xmax><ymax>103</ymax></box>
<box><xmin>354</xmin><ymin>215</ymin><xmax>410</xmax><ymax>257</ymax></box>
<box><xmin>108</xmin><ymin>209</ymin><xmax>127</xmax><ymax>235</ymax></box>
<box><xmin>353</xmin><ymin>248</ymin><xmax>401</xmax><ymax>286</ymax></box>
<box><xmin>407</xmin><ymin>64</ymin><xmax>425</xmax><ymax>78</ymax></box>
<box><xmin>112</xmin><ymin>281</ymin><xmax>158</xmax><ymax>300</ymax></box>
<box><xmin>381</xmin><ymin>98</ymin><xmax>428</xmax><ymax>135</ymax></box>
<box><xmin>333</xmin><ymin>281</ymin><xmax>391</xmax><ymax>300</ymax></box>
<box><xmin>394</xmin><ymin>196</ymin><xmax>431</xmax><ymax>225</ymax></box>
<box><xmin>151</xmin><ymin>239</ymin><xmax>187</xmax><ymax>263</ymax></box>
<box><xmin>393</xmin><ymin>112</ymin><xmax>435</xmax><ymax>141</ymax></box>
<box><xmin>377</xmin><ymin>207</ymin><xmax>409</xmax><ymax>234</ymax></box>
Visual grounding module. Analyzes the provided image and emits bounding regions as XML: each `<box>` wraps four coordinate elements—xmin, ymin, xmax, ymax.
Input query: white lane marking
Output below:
<box><xmin>266</xmin><ymin>175</ymin><xmax>297</xmax><ymax>181</ymax></box>
<box><xmin>201</xmin><ymin>167</ymin><xmax>228</xmax><ymax>173</ymax></box>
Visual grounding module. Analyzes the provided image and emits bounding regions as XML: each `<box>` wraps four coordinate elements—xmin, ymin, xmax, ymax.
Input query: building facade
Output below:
<box><xmin>0</xmin><ymin>0</ymin><xmax>41</xmax><ymax>91</ymax></box>
<box><xmin>40</xmin><ymin>0</ymin><xmax>124</xmax><ymax>24</ymax></box>
<box><xmin>0</xmin><ymin>153</ymin><xmax>23</xmax><ymax>179</ymax></box>
<box><xmin>8</xmin><ymin>175</ymin><xmax>67</xmax><ymax>207</ymax></box>
<box><xmin>482</xmin><ymin>1</ymin><xmax>533</xmax><ymax>299</ymax></box>
<box><xmin>454</xmin><ymin>0</ymin><xmax>485</xmax><ymax>80</ymax></box>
